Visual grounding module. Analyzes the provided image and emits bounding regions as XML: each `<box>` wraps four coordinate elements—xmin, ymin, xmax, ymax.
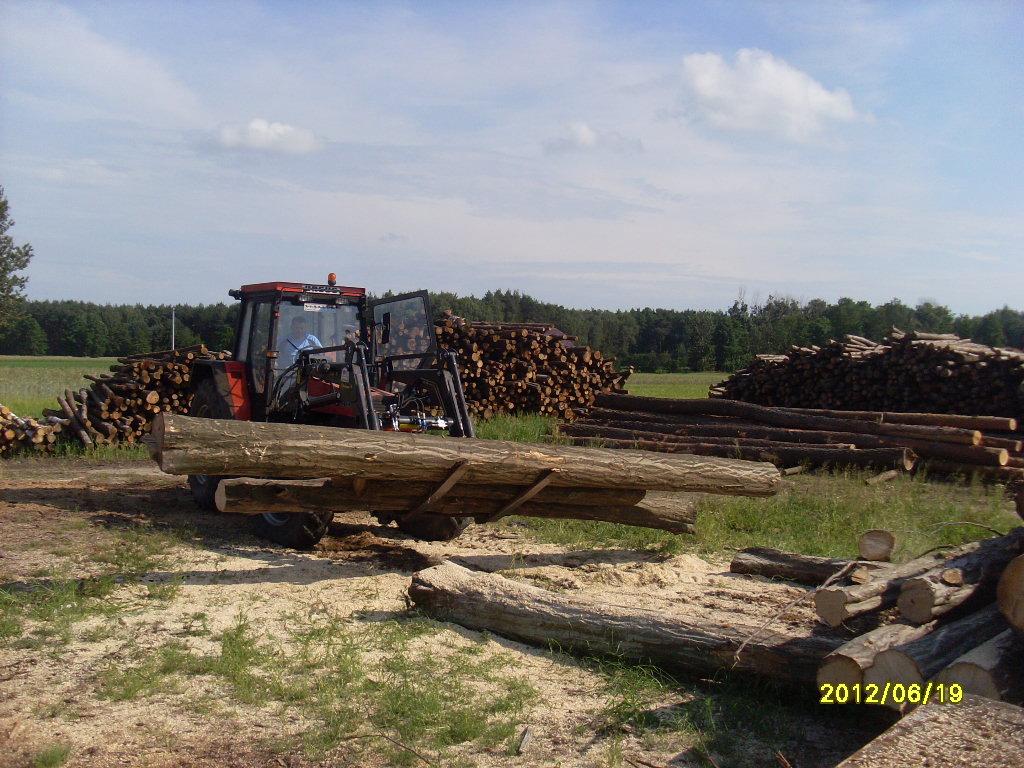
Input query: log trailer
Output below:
<box><xmin>186</xmin><ymin>274</ymin><xmax>476</xmax><ymax>548</ymax></box>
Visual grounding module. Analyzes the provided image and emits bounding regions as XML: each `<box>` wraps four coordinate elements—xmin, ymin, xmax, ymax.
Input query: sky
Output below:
<box><xmin>0</xmin><ymin>1</ymin><xmax>1022</xmax><ymax>314</ymax></box>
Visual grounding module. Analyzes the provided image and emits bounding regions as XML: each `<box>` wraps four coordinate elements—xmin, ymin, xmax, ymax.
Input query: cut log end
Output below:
<box><xmin>814</xmin><ymin>589</ymin><xmax>850</xmax><ymax>628</ymax></box>
<box><xmin>816</xmin><ymin>655</ymin><xmax>865</xmax><ymax>689</ymax></box>
<box><xmin>858</xmin><ymin>529</ymin><xmax>896</xmax><ymax>562</ymax></box>
<box><xmin>996</xmin><ymin>554</ymin><xmax>1024</xmax><ymax>632</ymax></box>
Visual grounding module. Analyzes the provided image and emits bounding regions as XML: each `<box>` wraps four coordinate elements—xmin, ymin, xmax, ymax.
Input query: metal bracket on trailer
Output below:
<box><xmin>399</xmin><ymin>460</ymin><xmax>470</xmax><ymax>523</ymax></box>
<box><xmin>475</xmin><ymin>469</ymin><xmax>558</xmax><ymax>524</ymax></box>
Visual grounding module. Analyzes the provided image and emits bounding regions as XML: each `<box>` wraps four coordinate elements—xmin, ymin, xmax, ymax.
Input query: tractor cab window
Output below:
<box><xmin>249</xmin><ymin>301</ymin><xmax>273</xmax><ymax>393</ymax></box>
<box><xmin>276</xmin><ymin>301</ymin><xmax>361</xmax><ymax>368</ymax></box>
<box><xmin>372</xmin><ymin>293</ymin><xmax>435</xmax><ymax>370</ymax></box>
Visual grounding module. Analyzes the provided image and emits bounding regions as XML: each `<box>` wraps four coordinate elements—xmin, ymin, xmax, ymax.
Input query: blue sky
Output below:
<box><xmin>1</xmin><ymin>1</ymin><xmax>1021</xmax><ymax>313</ymax></box>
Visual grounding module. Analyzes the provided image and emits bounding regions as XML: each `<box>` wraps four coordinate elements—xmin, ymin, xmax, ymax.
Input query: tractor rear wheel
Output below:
<box><xmin>396</xmin><ymin>513</ymin><xmax>469</xmax><ymax>542</ymax></box>
<box><xmin>253</xmin><ymin>511</ymin><xmax>334</xmax><ymax>550</ymax></box>
<box><xmin>187</xmin><ymin>378</ymin><xmax>231</xmax><ymax>511</ymax></box>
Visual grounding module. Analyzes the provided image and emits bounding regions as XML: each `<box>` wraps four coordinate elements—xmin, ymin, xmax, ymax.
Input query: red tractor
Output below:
<box><xmin>186</xmin><ymin>275</ymin><xmax>476</xmax><ymax>548</ymax></box>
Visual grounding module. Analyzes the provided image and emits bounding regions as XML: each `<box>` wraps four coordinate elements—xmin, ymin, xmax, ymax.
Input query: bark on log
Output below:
<box><xmin>897</xmin><ymin>528</ymin><xmax>1024</xmax><ymax>624</ymax></box>
<box><xmin>814</xmin><ymin>544</ymin><xmax>985</xmax><ymax>627</ymax></box>
<box><xmin>858</xmin><ymin>530</ymin><xmax>896</xmax><ymax>561</ymax></box>
<box><xmin>565</xmin><ymin>436</ymin><xmax>916</xmax><ymax>471</ymax></box>
<box><xmin>214</xmin><ymin>478</ymin><xmax>697</xmax><ymax>533</ymax></box>
<box><xmin>153</xmin><ymin>414</ymin><xmax>782</xmax><ymax>497</ymax></box>
<box><xmin>408</xmin><ymin>561</ymin><xmax>844</xmax><ymax>684</ymax></box>
<box><xmin>863</xmin><ymin>604</ymin><xmax>1007</xmax><ymax>706</ymax></box>
<box><xmin>729</xmin><ymin>547</ymin><xmax>850</xmax><ymax>586</ymax></box>
<box><xmin>932</xmin><ymin>630</ymin><xmax>1024</xmax><ymax>702</ymax></box>
<box><xmin>776</xmin><ymin>407</ymin><xmax>1018</xmax><ymax>433</ymax></box>
<box><xmin>996</xmin><ymin>554</ymin><xmax>1024</xmax><ymax>633</ymax></box>
<box><xmin>817</xmin><ymin>620</ymin><xmax>938</xmax><ymax>689</ymax></box>
<box><xmin>594</xmin><ymin>395</ymin><xmax>984</xmax><ymax>446</ymax></box>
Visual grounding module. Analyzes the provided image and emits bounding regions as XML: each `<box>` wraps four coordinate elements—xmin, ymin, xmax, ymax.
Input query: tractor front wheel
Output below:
<box><xmin>396</xmin><ymin>513</ymin><xmax>469</xmax><ymax>542</ymax></box>
<box><xmin>253</xmin><ymin>512</ymin><xmax>334</xmax><ymax>550</ymax></box>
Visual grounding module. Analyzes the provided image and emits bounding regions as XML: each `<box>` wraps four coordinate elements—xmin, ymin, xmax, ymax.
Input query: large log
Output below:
<box><xmin>565</xmin><ymin>436</ymin><xmax>916</xmax><ymax>471</ymax></box>
<box><xmin>408</xmin><ymin>561</ymin><xmax>844</xmax><ymax>684</ymax></box>
<box><xmin>996</xmin><ymin>554</ymin><xmax>1024</xmax><ymax>632</ymax></box>
<box><xmin>834</xmin><ymin>695</ymin><xmax>1024</xmax><ymax>768</ymax></box>
<box><xmin>814</xmin><ymin>543</ymin><xmax>985</xmax><ymax>627</ymax></box>
<box><xmin>776</xmin><ymin>407</ymin><xmax>1018</xmax><ymax>433</ymax></box>
<box><xmin>152</xmin><ymin>414</ymin><xmax>782</xmax><ymax>496</ymax></box>
<box><xmin>817</xmin><ymin>620</ymin><xmax>938</xmax><ymax>689</ymax></box>
<box><xmin>560</xmin><ymin>423</ymin><xmax>857</xmax><ymax>449</ymax></box>
<box><xmin>729</xmin><ymin>547</ymin><xmax>850</xmax><ymax>586</ymax></box>
<box><xmin>897</xmin><ymin>528</ymin><xmax>1024</xmax><ymax>623</ymax></box>
<box><xmin>214</xmin><ymin>478</ymin><xmax>697</xmax><ymax>533</ymax></box>
<box><xmin>932</xmin><ymin>630</ymin><xmax>1024</xmax><ymax>702</ymax></box>
<box><xmin>863</xmin><ymin>605</ymin><xmax>1007</xmax><ymax>702</ymax></box>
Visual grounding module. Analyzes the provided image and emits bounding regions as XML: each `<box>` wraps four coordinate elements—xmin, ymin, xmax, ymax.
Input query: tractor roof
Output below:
<box><xmin>234</xmin><ymin>281</ymin><xmax>366</xmax><ymax>298</ymax></box>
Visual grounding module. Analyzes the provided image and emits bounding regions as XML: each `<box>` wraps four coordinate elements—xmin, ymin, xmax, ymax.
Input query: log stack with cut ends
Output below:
<box><xmin>434</xmin><ymin>313</ymin><xmax>629</xmax><ymax>420</ymax></box>
<box><xmin>0</xmin><ymin>403</ymin><xmax>63</xmax><ymax>454</ymax></box>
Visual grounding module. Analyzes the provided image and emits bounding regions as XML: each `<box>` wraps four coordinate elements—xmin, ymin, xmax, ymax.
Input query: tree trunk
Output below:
<box><xmin>729</xmin><ymin>547</ymin><xmax>850</xmax><ymax>586</ymax></box>
<box><xmin>996</xmin><ymin>554</ymin><xmax>1024</xmax><ymax>632</ymax></box>
<box><xmin>932</xmin><ymin>630</ymin><xmax>1024</xmax><ymax>702</ymax></box>
<box><xmin>214</xmin><ymin>478</ymin><xmax>696</xmax><ymax>533</ymax></box>
<box><xmin>863</xmin><ymin>604</ymin><xmax>1007</xmax><ymax>707</ymax></box>
<box><xmin>152</xmin><ymin>414</ymin><xmax>781</xmax><ymax>496</ymax></box>
<box><xmin>817</xmin><ymin>620</ymin><xmax>937</xmax><ymax>689</ymax></box>
<box><xmin>897</xmin><ymin>528</ymin><xmax>1024</xmax><ymax>623</ymax></box>
<box><xmin>408</xmin><ymin>561</ymin><xmax>844</xmax><ymax>684</ymax></box>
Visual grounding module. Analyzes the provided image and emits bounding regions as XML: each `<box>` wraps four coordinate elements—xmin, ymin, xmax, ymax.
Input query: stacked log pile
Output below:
<box><xmin>560</xmin><ymin>394</ymin><xmax>1024</xmax><ymax>487</ymax></box>
<box><xmin>0</xmin><ymin>403</ymin><xmax>64</xmax><ymax>454</ymax></box>
<box><xmin>151</xmin><ymin>412</ymin><xmax>781</xmax><ymax>534</ymax></box>
<box><xmin>803</xmin><ymin>527</ymin><xmax>1024</xmax><ymax>708</ymax></box>
<box><xmin>1</xmin><ymin>345</ymin><xmax>228</xmax><ymax>456</ymax></box>
<box><xmin>434</xmin><ymin>313</ymin><xmax>629</xmax><ymax>420</ymax></box>
<box><xmin>710</xmin><ymin>329</ymin><xmax>1024</xmax><ymax>421</ymax></box>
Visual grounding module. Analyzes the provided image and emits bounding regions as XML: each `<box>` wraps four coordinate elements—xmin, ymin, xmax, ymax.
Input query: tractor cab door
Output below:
<box><xmin>369</xmin><ymin>290</ymin><xmax>437</xmax><ymax>374</ymax></box>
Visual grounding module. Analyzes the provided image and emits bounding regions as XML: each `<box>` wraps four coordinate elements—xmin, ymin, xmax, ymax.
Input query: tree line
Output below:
<box><xmin>1</xmin><ymin>292</ymin><xmax>1021</xmax><ymax>373</ymax></box>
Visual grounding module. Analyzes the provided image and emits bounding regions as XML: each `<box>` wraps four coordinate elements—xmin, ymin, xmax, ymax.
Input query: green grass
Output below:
<box><xmin>625</xmin><ymin>371</ymin><xmax>722</xmax><ymax>399</ymax></box>
<box><xmin>0</xmin><ymin>355</ymin><xmax>116</xmax><ymax>416</ymax></box>
<box><xmin>31</xmin><ymin>744</ymin><xmax>71</xmax><ymax>768</ymax></box>
<box><xmin>474</xmin><ymin>413</ymin><xmax>557</xmax><ymax>443</ymax></box>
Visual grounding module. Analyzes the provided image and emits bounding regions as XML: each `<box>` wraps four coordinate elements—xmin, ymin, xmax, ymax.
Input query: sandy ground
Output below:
<box><xmin>0</xmin><ymin>461</ymin><xmax>880</xmax><ymax>768</ymax></box>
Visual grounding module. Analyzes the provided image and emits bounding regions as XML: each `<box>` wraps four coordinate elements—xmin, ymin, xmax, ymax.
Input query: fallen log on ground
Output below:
<box><xmin>565</xmin><ymin>436</ymin><xmax>916</xmax><ymax>471</ymax></box>
<box><xmin>775</xmin><ymin>408</ymin><xmax>1018</xmax><ymax>433</ymax></box>
<box><xmin>152</xmin><ymin>414</ymin><xmax>782</xmax><ymax>496</ymax></box>
<box><xmin>932</xmin><ymin>629</ymin><xmax>1024</xmax><ymax>702</ymax></box>
<box><xmin>834</xmin><ymin>694</ymin><xmax>1024</xmax><ymax>768</ymax></box>
<box><xmin>996</xmin><ymin>554</ymin><xmax>1024</xmax><ymax>632</ymax></box>
<box><xmin>863</xmin><ymin>604</ymin><xmax>1007</xmax><ymax>705</ymax></box>
<box><xmin>214</xmin><ymin>478</ymin><xmax>696</xmax><ymax>533</ymax></box>
<box><xmin>817</xmin><ymin>620</ymin><xmax>937</xmax><ymax>689</ymax></box>
<box><xmin>408</xmin><ymin>561</ymin><xmax>844</xmax><ymax>684</ymax></box>
<box><xmin>729</xmin><ymin>547</ymin><xmax>850</xmax><ymax>586</ymax></box>
<box><xmin>897</xmin><ymin>528</ymin><xmax>1024</xmax><ymax>623</ymax></box>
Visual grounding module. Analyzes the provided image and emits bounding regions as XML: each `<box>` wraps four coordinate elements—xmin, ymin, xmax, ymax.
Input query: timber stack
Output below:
<box><xmin>151</xmin><ymin>413</ymin><xmax>782</xmax><ymax>535</ymax></box>
<box><xmin>560</xmin><ymin>394</ymin><xmax>1024</xmax><ymax>485</ymax></box>
<box><xmin>0</xmin><ymin>403</ymin><xmax>64</xmax><ymax>454</ymax></box>
<box><xmin>434</xmin><ymin>312</ymin><xmax>629</xmax><ymax>420</ymax></box>
<box><xmin>37</xmin><ymin>344</ymin><xmax>229</xmax><ymax>451</ymax></box>
<box><xmin>710</xmin><ymin>329</ymin><xmax>1024</xmax><ymax>422</ymax></box>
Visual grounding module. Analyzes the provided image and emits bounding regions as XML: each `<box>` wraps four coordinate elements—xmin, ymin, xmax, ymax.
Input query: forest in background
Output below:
<box><xmin>1</xmin><ymin>290</ymin><xmax>1021</xmax><ymax>373</ymax></box>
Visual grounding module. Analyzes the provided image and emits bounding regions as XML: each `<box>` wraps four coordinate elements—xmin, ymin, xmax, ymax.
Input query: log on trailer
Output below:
<box><xmin>214</xmin><ymin>478</ymin><xmax>697</xmax><ymax>533</ymax></box>
<box><xmin>408</xmin><ymin>561</ymin><xmax>844</xmax><ymax>685</ymax></box>
<box><xmin>151</xmin><ymin>414</ymin><xmax>782</xmax><ymax>497</ymax></box>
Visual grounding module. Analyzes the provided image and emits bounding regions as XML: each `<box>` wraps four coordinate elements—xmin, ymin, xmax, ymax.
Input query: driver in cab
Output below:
<box><xmin>281</xmin><ymin>316</ymin><xmax>323</xmax><ymax>365</ymax></box>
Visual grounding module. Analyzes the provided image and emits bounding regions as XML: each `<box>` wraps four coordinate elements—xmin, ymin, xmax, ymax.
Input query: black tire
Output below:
<box><xmin>253</xmin><ymin>511</ymin><xmax>334</xmax><ymax>550</ymax></box>
<box><xmin>396</xmin><ymin>513</ymin><xmax>470</xmax><ymax>542</ymax></box>
<box><xmin>187</xmin><ymin>378</ymin><xmax>232</xmax><ymax>511</ymax></box>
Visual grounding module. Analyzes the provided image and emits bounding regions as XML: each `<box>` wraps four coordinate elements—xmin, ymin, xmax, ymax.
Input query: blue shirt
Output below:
<box><xmin>284</xmin><ymin>333</ymin><xmax>323</xmax><ymax>364</ymax></box>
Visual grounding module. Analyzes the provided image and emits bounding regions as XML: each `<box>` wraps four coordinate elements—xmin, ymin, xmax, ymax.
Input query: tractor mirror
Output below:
<box><xmin>380</xmin><ymin>312</ymin><xmax>391</xmax><ymax>346</ymax></box>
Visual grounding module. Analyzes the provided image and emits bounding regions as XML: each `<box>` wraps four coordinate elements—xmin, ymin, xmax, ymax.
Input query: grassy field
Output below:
<box><xmin>625</xmin><ymin>371</ymin><xmax>723</xmax><ymax>399</ymax></box>
<box><xmin>0</xmin><ymin>355</ymin><xmax>116</xmax><ymax>415</ymax></box>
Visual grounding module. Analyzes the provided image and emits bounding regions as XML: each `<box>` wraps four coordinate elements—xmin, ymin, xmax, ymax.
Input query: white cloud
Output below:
<box><xmin>543</xmin><ymin>122</ymin><xmax>642</xmax><ymax>154</ymax></box>
<box><xmin>217</xmin><ymin>119</ymin><xmax>323</xmax><ymax>154</ymax></box>
<box><xmin>681</xmin><ymin>49</ymin><xmax>858</xmax><ymax>141</ymax></box>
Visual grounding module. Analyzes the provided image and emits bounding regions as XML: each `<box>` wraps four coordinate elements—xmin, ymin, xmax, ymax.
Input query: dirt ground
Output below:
<box><xmin>0</xmin><ymin>461</ymin><xmax>883</xmax><ymax>768</ymax></box>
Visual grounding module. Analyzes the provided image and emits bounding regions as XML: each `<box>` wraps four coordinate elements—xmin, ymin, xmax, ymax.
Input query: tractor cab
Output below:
<box><xmin>186</xmin><ymin>275</ymin><xmax>476</xmax><ymax>548</ymax></box>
